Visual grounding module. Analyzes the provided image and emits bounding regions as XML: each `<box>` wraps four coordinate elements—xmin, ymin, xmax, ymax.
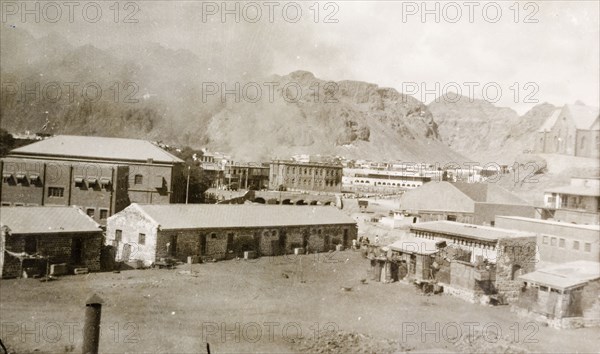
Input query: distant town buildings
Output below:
<box><xmin>342</xmin><ymin>168</ymin><xmax>433</xmax><ymax>193</ymax></box>
<box><xmin>0</xmin><ymin>206</ymin><xmax>103</xmax><ymax>278</ymax></box>
<box><xmin>0</xmin><ymin>135</ymin><xmax>186</xmax><ymax>224</ymax></box>
<box><xmin>269</xmin><ymin>160</ymin><xmax>343</xmax><ymax>193</ymax></box>
<box><xmin>106</xmin><ymin>204</ymin><xmax>357</xmax><ymax>266</ymax></box>
<box><xmin>535</xmin><ymin>103</ymin><xmax>600</xmax><ymax>158</ymax></box>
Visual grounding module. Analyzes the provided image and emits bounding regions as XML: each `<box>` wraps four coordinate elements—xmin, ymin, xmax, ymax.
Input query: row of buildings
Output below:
<box><xmin>0</xmin><ymin>204</ymin><xmax>357</xmax><ymax>278</ymax></box>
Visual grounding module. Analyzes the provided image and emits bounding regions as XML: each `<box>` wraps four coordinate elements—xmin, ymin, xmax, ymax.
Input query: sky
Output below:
<box><xmin>3</xmin><ymin>0</ymin><xmax>599</xmax><ymax>114</ymax></box>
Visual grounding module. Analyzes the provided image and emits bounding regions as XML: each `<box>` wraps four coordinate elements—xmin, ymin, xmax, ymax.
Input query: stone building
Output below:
<box><xmin>106</xmin><ymin>204</ymin><xmax>357</xmax><ymax>266</ymax></box>
<box><xmin>535</xmin><ymin>103</ymin><xmax>600</xmax><ymax>158</ymax></box>
<box><xmin>398</xmin><ymin>181</ymin><xmax>535</xmax><ymax>225</ymax></box>
<box><xmin>269</xmin><ymin>160</ymin><xmax>342</xmax><ymax>193</ymax></box>
<box><xmin>387</xmin><ymin>235</ymin><xmax>441</xmax><ymax>281</ymax></box>
<box><xmin>0</xmin><ymin>206</ymin><xmax>103</xmax><ymax>278</ymax></box>
<box><xmin>541</xmin><ymin>176</ymin><xmax>600</xmax><ymax>224</ymax></box>
<box><xmin>516</xmin><ymin>261</ymin><xmax>600</xmax><ymax>329</ymax></box>
<box><xmin>410</xmin><ymin>221</ymin><xmax>537</xmax><ymax>304</ymax></box>
<box><xmin>495</xmin><ymin>216</ymin><xmax>599</xmax><ymax>265</ymax></box>
<box><xmin>1</xmin><ymin>135</ymin><xmax>185</xmax><ymax>224</ymax></box>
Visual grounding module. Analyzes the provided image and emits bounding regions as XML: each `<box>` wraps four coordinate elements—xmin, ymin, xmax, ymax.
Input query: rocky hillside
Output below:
<box><xmin>1</xmin><ymin>28</ymin><xmax>465</xmax><ymax>163</ymax></box>
<box><xmin>428</xmin><ymin>93</ymin><xmax>557</xmax><ymax>163</ymax></box>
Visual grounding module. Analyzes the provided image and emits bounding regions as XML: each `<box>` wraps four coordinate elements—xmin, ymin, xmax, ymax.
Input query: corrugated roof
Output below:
<box><xmin>565</xmin><ymin>104</ymin><xmax>600</xmax><ymax>130</ymax></box>
<box><xmin>496</xmin><ymin>216</ymin><xmax>600</xmax><ymax>231</ymax></box>
<box><xmin>545</xmin><ymin>184</ymin><xmax>600</xmax><ymax>197</ymax></box>
<box><xmin>519</xmin><ymin>261</ymin><xmax>600</xmax><ymax>290</ymax></box>
<box><xmin>10</xmin><ymin>135</ymin><xmax>184</xmax><ymax>164</ymax></box>
<box><xmin>1</xmin><ymin>206</ymin><xmax>101</xmax><ymax>234</ymax></box>
<box><xmin>123</xmin><ymin>204</ymin><xmax>356</xmax><ymax>230</ymax></box>
<box><xmin>410</xmin><ymin>221</ymin><xmax>535</xmax><ymax>242</ymax></box>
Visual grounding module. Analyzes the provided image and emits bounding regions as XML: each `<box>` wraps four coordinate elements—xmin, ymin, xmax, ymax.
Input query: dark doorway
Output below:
<box><xmin>169</xmin><ymin>235</ymin><xmax>178</xmax><ymax>257</ymax></box>
<box><xmin>278</xmin><ymin>230</ymin><xmax>287</xmax><ymax>254</ymax></box>
<box><xmin>343</xmin><ymin>229</ymin><xmax>349</xmax><ymax>248</ymax></box>
<box><xmin>412</xmin><ymin>217</ymin><xmax>417</xmax><ymax>224</ymax></box>
<box><xmin>71</xmin><ymin>238</ymin><xmax>84</xmax><ymax>265</ymax></box>
<box><xmin>199</xmin><ymin>234</ymin><xmax>207</xmax><ymax>256</ymax></box>
<box><xmin>446</xmin><ymin>215</ymin><xmax>457</xmax><ymax>222</ymax></box>
<box><xmin>253</xmin><ymin>232</ymin><xmax>261</xmax><ymax>256</ymax></box>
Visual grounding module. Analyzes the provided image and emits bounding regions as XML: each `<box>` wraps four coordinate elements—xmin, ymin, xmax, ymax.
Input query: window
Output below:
<box><xmin>573</xmin><ymin>241</ymin><xmax>579</xmax><ymax>250</ymax></box>
<box><xmin>542</xmin><ymin>236</ymin><xmax>548</xmax><ymax>244</ymax></box>
<box><xmin>86</xmin><ymin>208</ymin><xmax>95</xmax><ymax>218</ymax></box>
<box><xmin>48</xmin><ymin>187</ymin><xmax>64</xmax><ymax>197</ymax></box>
<box><xmin>115</xmin><ymin>230</ymin><xmax>122</xmax><ymax>242</ymax></box>
<box><xmin>139</xmin><ymin>233</ymin><xmax>146</xmax><ymax>245</ymax></box>
<box><xmin>99</xmin><ymin>209</ymin><xmax>108</xmax><ymax>220</ymax></box>
<box><xmin>134</xmin><ymin>174</ymin><xmax>143</xmax><ymax>184</ymax></box>
<box><xmin>211</xmin><ymin>233</ymin><xmax>217</xmax><ymax>239</ymax></box>
<box><xmin>559</xmin><ymin>238</ymin><xmax>565</xmax><ymax>248</ymax></box>
<box><xmin>550</xmin><ymin>237</ymin><xmax>557</xmax><ymax>246</ymax></box>
<box><xmin>1</xmin><ymin>202</ymin><xmax>10</xmax><ymax>206</ymax></box>
<box><xmin>584</xmin><ymin>243</ymin><xmax>591</xmax><ymax>252</ymax></box>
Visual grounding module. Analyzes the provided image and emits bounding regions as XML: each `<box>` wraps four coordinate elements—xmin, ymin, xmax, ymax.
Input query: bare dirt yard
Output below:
<box><xmin>1</xmin><ymin>251</ymin><xmax>599</xmax><ymax>353</ymax></box>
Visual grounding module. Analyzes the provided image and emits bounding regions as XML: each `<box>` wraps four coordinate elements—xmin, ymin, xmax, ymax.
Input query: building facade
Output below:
<box><xmin>535</xmin><ymin>104</ymin><xmax>600</xmax><ymax>158</ymax></box>
<box><xmin>495</xmin><ymin>216</ymin><xmax>600</xmax><ymax>264</ymax></box>
<box><xmin>542</xmin><ymin>177</ymin><xmax>600</xmax><ymax>224</ymax></box>
<box><xmin>1</xmin><ymin>135</ymin><xmax>185</xmax><ymax>224</ymax></box>
<box><xmin>0</xmin><ymin>206</ymin><xmax>103</xmax><ymax>278</ymax></box>
<box><xmin>342</xmin><ymin>168</ymin><xmax>432</xmax><ymax>193</ymax></box>
<box><xmin>106</xmin><ymin>204</ymin><xmax>357</xmax><ymax>266</ymax></box>
<box><xmin>269</xmin><ymin>160</ymin><xmax>342</xmax><ymax>193</ymax></box>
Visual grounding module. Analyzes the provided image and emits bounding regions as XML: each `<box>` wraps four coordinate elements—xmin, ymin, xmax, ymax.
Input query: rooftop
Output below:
<box><xmin>9</xmin><ymin>135</ymin><xmax>184</xmax><ymax>164</ymax></box>
<box><xmin>496</xmin><ymin>216</ymin><xmax>600</xmax><ymax>231</ymax></box>
<box><xmin>519</xmin><ymin>261</ymin><xmax>600</xmax><ymax>290</ymax></box>
<box><xmin>388</xmin><ymin>235</ymin><xmax>440</xmax><ymax>255</ymax></box>
<box><xmin>122</xmin><ymin>203</ymin><xmax>356</xmax><ymax>230</ymax></box>
<box><xmin>410</xmin><ymin>221</ymin><xmax>535</xmax><ymax>242</ymax></box>
<box><xmin>1</xmin><ymin>206</ymin><xmax>101</xmax><ymax>234</ymax></box>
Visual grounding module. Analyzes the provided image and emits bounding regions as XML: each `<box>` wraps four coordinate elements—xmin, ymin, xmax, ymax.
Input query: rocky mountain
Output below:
<box><xmin>1</xmin><ymin>27</ymin><xmax>465</xmax><ymax>163</ymax></box>
<box><xmin>428</xmin><ymin>93</ymin><xmax>557</xmax><ymax>163</ymax></box>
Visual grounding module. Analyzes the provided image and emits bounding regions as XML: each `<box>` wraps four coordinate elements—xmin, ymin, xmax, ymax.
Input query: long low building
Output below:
<box><xmin>106</xmin><ymin>204</ymin><xmax>357</xmax><ymax>266</ymax></box>
<box><xmin>1</xmin><ymin>206</ymin><xmax>103</xmax><ymax>278</ymax></box>
<box><xmin>495</xmin><ymin>216</ymin><xmax>600</xmax><ymax>265</ymax></box>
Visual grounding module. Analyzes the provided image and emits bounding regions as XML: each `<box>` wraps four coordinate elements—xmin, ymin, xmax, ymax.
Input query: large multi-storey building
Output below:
<box><xmin>0</xmin><ymin>135</ymin><xmax>185</xmax><ymax>224</ymax></box>
<box><xmin>268</xmin><ymin>160</ymin><xmax>342</xmax><ymax>193</ymax></box>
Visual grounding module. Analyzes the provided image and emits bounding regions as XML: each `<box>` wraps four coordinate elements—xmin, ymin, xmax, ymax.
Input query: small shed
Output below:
<box><xmin>1</xmin><ymin>206</ymin><xmax>103</xmax><ymax>278</ymax></box>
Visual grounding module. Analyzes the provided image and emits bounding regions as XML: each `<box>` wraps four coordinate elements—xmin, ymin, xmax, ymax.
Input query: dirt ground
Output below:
<box><xmin>1</xmin><ymin>251</ymin><xmax>599</xmax><ymax>353</ymax></box>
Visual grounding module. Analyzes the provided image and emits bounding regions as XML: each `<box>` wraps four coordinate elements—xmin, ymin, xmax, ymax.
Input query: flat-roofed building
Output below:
<box><xmin>106</xmin><ymin>204</ymin><xmax>357</xmax><ymax>266</ymax></box>
<box><xmin>517</xmin><ymin>261</ymin><xmax>600</xmax><ymax>329</ymax></box>
<box><xmin>495</xmin><ymin>216</ymin><xmax>600</xmax><ymax>265</ymax></box>
<box><xmin>410</xmin><ymin>221</ymin><xmax>537</xmax><ymax>303</ymax></box>
<box><xmin>1</xmin><ymin>135</ymin><xmax>186</xmax><ymax>224</ymax></box>
<box><xmin>0</xmin><ymin>206</ymin><xmax>103</xmax><ymax>278</ymax></box>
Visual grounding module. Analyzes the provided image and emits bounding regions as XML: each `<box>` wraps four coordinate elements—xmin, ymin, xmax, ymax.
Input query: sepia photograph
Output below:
<box><xmin>0</xmin><ymin>1</ymin><xmax>599</xmax><ymax>353</ymax></box>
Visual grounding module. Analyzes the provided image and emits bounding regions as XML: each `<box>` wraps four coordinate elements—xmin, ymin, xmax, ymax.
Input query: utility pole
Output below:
<box><xmin>186</xmin><ymin>166</ymin><xmax>190</xmax><ymax>204</ymax></box>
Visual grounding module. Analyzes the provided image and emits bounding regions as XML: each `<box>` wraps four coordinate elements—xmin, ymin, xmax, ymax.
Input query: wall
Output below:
<box><xmin>1</xmin><ymin>231</ymin><xmax>102</xmax><ymax>278</ymax></box>
<box><xmin>495</xmin><ymin>236</ymin><xmax>537</xmax><ymax>303</ymax></box>
<box><xmin>105</xmin><ymin>206</ymin><xmax>158</xmax><ymax>266</ymax></box>
<box><xmin>418</xmin><ymin>211</ymin><xmax>474</xmax><ymax>224</ymax></box>
<box><xmin>495</xmin><ymin>216</ymin><xmax>600</xmax><ymax>263</ymax></box>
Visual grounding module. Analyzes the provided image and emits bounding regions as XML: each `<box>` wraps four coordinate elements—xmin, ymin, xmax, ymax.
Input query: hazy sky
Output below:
<box><xmin>5</xmin><ymin>0</ymin><xmax>599</xmax><ymax>114</ymax></box>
